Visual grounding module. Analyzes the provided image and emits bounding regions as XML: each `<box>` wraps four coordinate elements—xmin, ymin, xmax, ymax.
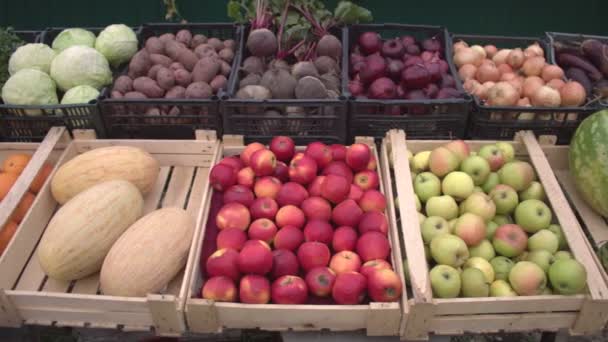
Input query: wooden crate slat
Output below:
<box><xmin>41</xmin><ymin>277</ymin><xmax>70</xmax><ymax>293</ymax></box>
<box><xmin>161</xmin><ymin>166</ymin><xmax>195</xmax><ymax>209</ymax></box>
<box><xmin>434</xmin><ymin>296</ymin><xmax>585</xmax><ymax>315</ymax></box>
<box><xmin>70</xmin><ymin>274</ymin><xmax>99</xmax><ymax>295</ymax></box>
<box><xmin>142</xmin><ymin>167</ymin><xmax>171</xmax><ymax>214</ymax></box>
<box><xmin>74</xmin><ymin>140</ymin><xmax>216</xmax><ymax>155</ymax></box>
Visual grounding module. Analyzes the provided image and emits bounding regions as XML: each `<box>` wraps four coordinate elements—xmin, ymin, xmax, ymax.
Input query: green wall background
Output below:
<box><xmin>1</xmin><ymin>0</ymin><xmax>607</xmax><ymax>36</ymax></box>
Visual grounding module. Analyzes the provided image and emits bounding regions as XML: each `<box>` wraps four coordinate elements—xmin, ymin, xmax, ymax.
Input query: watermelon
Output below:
<box><xmin>569</xmin><ymin>109</ymin><xmax>608</xmax><ymax>218</ymax></box>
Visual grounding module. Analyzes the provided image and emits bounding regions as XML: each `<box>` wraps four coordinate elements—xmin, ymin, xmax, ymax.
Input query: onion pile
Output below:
<box><xmin>453</xmin><ymin>41</ymin><xmax>587</xmax><ymax>108</ymax></box>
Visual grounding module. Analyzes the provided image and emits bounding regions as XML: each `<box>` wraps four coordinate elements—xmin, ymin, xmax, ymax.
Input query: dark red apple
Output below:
<box><xmin>305</xmin><ymin>267</ymin><xmax>336</xmax><ymax>297</ymax></box>
<box><xmin>276</xmin><ymin>182</ymin><xmax>309</xmax><ymax>207</ymax></box>
<box><xmin>271</xmin><ymin>249</ymin><xmax>300</xmax><ymax>279</ymax></box>
<box><xmin>356</xmin><ymin>232</ymin><xmax>390</xmax><ymax>262</ymax></box>
<box><xmin>322</xmin><ymin>161</ymin><xmax>354</xmax><ymax>184</ymax></box>
<box><xmin>332</xmin><ymin>199</ymin><xmax>363</xmax><ymax>228</ymax></box>
<box><xmin>206</xmin><ymin>248</ymin><xmax>240</xmax><ymax>281</ymax></box>
<box><xmin>297</xmin><ymin>242</ymin><xmax>331</xmax><ymax>272</ymax></box>
<box><xmin>271</xmin><ymin>275</ymin><xmax>308</xmax><ymax>304</ymax></box>
<box><xmin>237</xmin><ymin>240</ymin><xmax>273</xmax><ymax>275</ymax></box>
<box><xmin>358</xmin><ymin>211</ymin><xmax>389</xmax><ymax>235</ymax></box>
<box><xmin>300</xmin><ymin>196</ymin><xmax>332</xmax><ymax>222</ymax></box>
<box><xmin>305</xmin><ymin>142</ymin><xmax>333</xmax><ymax>169</ymax></box>
<box><xmin>332</xmin><ymin>226</ymin><xmax>358</xmax><ymax>252</ymax></box>
<box><xmin>249</xmin><ymin>197</ymin><xmax>278</xmax><ymax>220</ymax></box>
<box><xmin>223</xmin><ymin>184</ymin><xmax>255</xmax><ymax>207</ymax></box>
<box><xmin>332</xmin><ymin>271</ymin><xmax>367</xmax><ymax>304</ymax></box>
<box><xmin>269</xmin><ymin>136</ymin><xmax>295</xmax><ymax>162</ymax></box>
<box><xmin>216</xmin><ymin>228</ymin><xmax>247</xmax><ymax>251</ymax></box>
<box><xmin>274</xmin><ymin>225</ymin><xmax>304</xmax><ymax>251</ymax></box>
<box><xmin>320</xmin><ymin>174</ymin><xmax>350</xmax><ymax>204</ymax></box>
<box><xmin>303</xmin><ymin>220</ymin><xmax>334</xmax><ymax>245</ymax></box>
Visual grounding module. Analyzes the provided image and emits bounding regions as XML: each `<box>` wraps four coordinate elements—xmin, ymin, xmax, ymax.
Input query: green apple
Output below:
<box><xmin>490</xmin><ymin>279</ymin><xmax>517</xmax><ymax>297</ymax></box>
<box><xmin>411</xmin><ymin>172</ymin><xmax>417</xmax><ymax>182</ymax></box>
<box><xmin>430</xmin><ymin>234</ymin><xmax>470</xmax><ymax>267</ymax></box>
<box><xmin>548</xmin><ymin>259</ymin><xmax>587</xmax><ymax>295</ymax></box>
<box><xmin>548</xmin><ymin>224</ymin><xmax>568</xmax><ymax>250</ymax></box>
<box><xmin>403</xmin><ymin>258</ymin><xmax>410</xmax><ymax>285</ymax></box>
<box><xmin>429</xmin><ymin>264</ymin><xmax>461</xmax><ymax>298</ymax></box>
<box><xmin>541</xmin><ymin>287</ymin><xmax>553</xmax><ymax>295</ymax></box>
<box><xmin>482</xmin><ymin>172</ymin><xmax>500</xmax><ymax>193</ymax></box>
<box><xmin>473</xmin><ymin>186</ymin><xmax>484</xmax><ymax>193</ymax></box>
<box><xmin>426</xmin><ymin>195</ymin><xmax>459</xmax><ymax>220</ymax></box>
<box><xmin>461</xmin><ymin>268</ymin><xmax>490</xmax><ymax>297</ymax></box>
<box><xmin>412</xmin><ymin>150</ymin><xmax>432</xmax><ymax>173</ymax></box>
<box><xmin>526</xmin><ymin>250</ymin><xmax>555</xmax><ymax>273</ymax></box>
<box><xmin>489</xmin><ymin>184</ymin><xmax>519</xmax><ymax>215</ymax></box>
<box><xmin>414</xmin><ymin>194</ymin><xmax>421</xmax><ymax>212</ymax></box>
<box><xmin>519</xmin><ymin>181</ymin><xmax>546</xmax><ymax>201</ymax></box>
<box><xmin>444</xmin><ymin>140</ymin><xmax>470</xmax><ymax>162</ymax></box>
<box><xmin>414</xmin><ymin>172</ymin><xmax>441</xmax><ymax>202</ymax></box>
<box><xmin>495</xmin><ymin>142</ymin><xmax>515</xmax><ymax>162</ymax></box>
<box><xmin>421</xmin><ymin>216</ymin><xmax>451</xmax><ymax>244</ymax></box>
<box><xmin>493</xmin><ymin>214</ymin><xmax>513</xmax><ymax>226</ymax></box>
<box><xmin>460</xmin><ymin>155</ymin><xmax>491</xmax><ymax>185</ymax></box>
<box><xmin>498</xmin><ymin>161</ymin><xmax>535</xmax><ymax>191</ymax></box>
<box><xmin>429</xmin><ymin>147</ymin><xmax>460</xmax><ymax>177</ymax></box>
<box><xmin>486</xmin><ymin>220</ymin><xmax>499</xmax><ymax>240</ymax></box>
<box><xmin>462</xmin><ymin>192</ymin><xmax>497</xmax><ymax>221</ymax></box>
<box><xmin>515</xmin><ymin>251</ymin><xmax>529</xmax><ymax>262</ymax></box>
<box><xmin>490</xmin><ymin>256</ymin><xmax>514</xmax><ymax>281</ymax></box>
<box><xmin>442</xmin><ymin>171</ymin><xmax>475</xmax><ymax>201</ymax></box>
<box><xmin>424</xmin><ymin>244</ymin><xmax>432</xmax><ymax>261</ymax></box>
<box><xmin>479</xmin><ymin>144</ymin><xmax>506</xmax><ymax>171</ymax></box>
<box><xmin>454</xmin><ymin>213</ymin><xmax>487</xmax><ymax>247</ymax></box>
<box><xmin>514</xmin><ymin>199</ymin><xmax>552</xmax><ymax>233</ymax></box>
<box><xmin>528</xmin><ymin>230</ymin><xmax>559</xmax><ymax>253</ymax></box>
<box><xmin>509</xmin><ymin>261</ymin><xmax>547</xmax><ymax>296</ymax></box>
<box><xmin>464</xmin><ymin>257</ymin><xmax>495</xmax><ymax>283</ymax></box>
<box><xmin>448</xmin><ymin>218</ymin><xmax>458</xmax><ymax>233</ymax></box>
<box><xmin>418</xmin><ymin>212</ymin><xmax>427</xmax><ymax>224</ymax></box>
<box><xmin>493</xmin><ymin>224</ymin><xmax>528</xmax><ymax>257</ymax></box>
<box><xmin>469</xmin><ymin>240</ymin><xmax>496</xmax><ymax>261</ymax></box>
<box><xmin>554</xmin><ymin>251</ymin><xmax>573</xmax><ymax>261</ymax></box>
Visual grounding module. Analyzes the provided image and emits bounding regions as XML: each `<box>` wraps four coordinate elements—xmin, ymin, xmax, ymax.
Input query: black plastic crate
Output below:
<box><xmin>99</xmin><ymin>23</ymin><xmax>241</xmax><ymax>139</ymax></box>
<box><xmin>346</xmin><ymin>23</ymin><xmax>471</xmax><ymax>141</ymax></box>
<box><xmin>0</xmin><ymin>28</ymin><xmax>105</xmax><ymax>142</ymax></box>
<box><xmin>222</xmin><ymin>25</ymin><xmax>348</xmax><ymax>144</ymax></box>
<box><xmin>449</xmin><ymin>34</ymin><xmax>594</xmax><ymax>144</ymax></box>
<box><xmin>547</xmin><ymin>31</ymin><xmax>608</xmax><ymax>108</ymax></box>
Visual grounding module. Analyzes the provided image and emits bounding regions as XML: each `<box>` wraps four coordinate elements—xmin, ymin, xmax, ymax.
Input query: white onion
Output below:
<box><xmin>507</xmin><ymin>48</ymin><xmax>525</xmax><ymax>69</ymax></box>
<box><xmin>454</xmin><ymin>48</ymin><xmax>483</xmax><ymax>67</ymax></box>
<box><xmin>541</xmin><ymin>65</ymin><xmax>565</xmax><ymax>82</ymax></box>
<box><xmin>522</xmin><ymin>76</ymin><xmax>545</xmax><ymax>98</ymax></box>
<box><xmin>531</xmin><ymin>85</ymin><xmax>561</xmax><ymax>107</ymax></box>
<box><xmin>521</xmin><ymin>56</ymin><xmax>545</xmax><ymax>77</ymax></box>
<box><xmin>492</xmin><ymin>49</ymin><xmax>512</xmax><ymax>65</ymax></box>
<box><xmin>487</xmin><ymin>82</ymin><xmax>519</xmax><ymax>106</ymax></box>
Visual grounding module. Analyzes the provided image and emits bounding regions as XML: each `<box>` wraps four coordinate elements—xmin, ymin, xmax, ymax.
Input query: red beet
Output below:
<box><xmin>386</xmin><ymin>59</ymin><xmax>404</xmax><ymax>81</ymax></box>
<box><xmin>405</xmin><ymin>89</ymin><xmax>428</xmax><ymax>100</ymax></box>
<box><xmin>440</xmin><ymin>74</ymin><xmax>456</xmax><ymax>88</ymax></box>
<box><xmin>358</xmin><ymin>32</ymin><xmax>382</xmax><ymax>55</ymax></box>
<box><xmin>402</xmin><ymin>65</ymin><xmax>431</xmax><ymax>89</ymax></box>
<box><xmin>436</xmin><ymin>87</ymin><xmax>462</xmax><ymax>99</ymax></box>
<box><xmin>360</xmin><ymin>54</ymin><xmax>386</xmax><ymax>84</ymax></box>
<box><xmin>438</xmin><ymin>60</ymin><xmax>449</xmax><ymax>74</ymax></box>
<box><xmin>424</xmin><ymin>61</ymin><xmax>442</xmax><ymax>82</ymax></box>
<box><xmin>396</xmin><ymin>84</ymin><xmax>407</xmax><ymax>98</ymax></box>
<box><xmin>423</xmin><ymin>83</ymin><xmax>439</xmax><ymax>98</ymax></box>
<box><xmin>405</xmin><ymin>44</ymin><xmax>420</xmax><ymax>56</ymax></box>
<box><xmin>369</xmin><ymin>77</ymin><xmax>396</xmax><ymax>99</ymax></box>
<box><xmin>404</xmin><ymin>55</ymin><xmax>424</xmax><ymax>67</ymax></box>
<box><xmin>350</xmin><ymin>53</ymin><xmax>366</xmax><ymax>75</ymax></box>
<box><xmin>349</xmin><ymin>80</ymin><xmax>365</xmax><ymax>97</ymax></box>
<box><xmin>421</xmin><ymin>51</ymin><xmax>435</xmax><ymax>62</ymax></box>
<box><xmin>381</xmin><ymin>39</ymin><xmax>405</xmax><ymax>59</ymax></box>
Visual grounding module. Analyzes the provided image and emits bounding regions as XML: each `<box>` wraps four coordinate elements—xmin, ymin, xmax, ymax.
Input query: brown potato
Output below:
<box><xmin>210</xmin><ymin>75</ymin><xmax>227</xmax><ymax>93</ymax></box>
<box><xmin>128</xmin><ymin>50</ymin><xmax>151</xmax><ymax>78</ymax></box>
<box><xmin>150</xmin><ymin>54</ymin><xmax>172</xmax><ymax>67</ymax></box>
<box><xmin>194</xmin><ymin>44</ymin><xmax>218</xmax><ymax>59</ymax></box>
<box><xmin>192</xmin><ymin>57</ymin><xmax>220</xmax><ymax>83</ymax></box>
<box><xmin>220</xmin><ymin>60</ymin><xmax>231</xmax><ymax>77</ymax></box>
<box><xmin>124</xmin><ymin>91</ymin><xmax>147</xmax><ymax>99</ymax></box>
<box><xmin>224</xmin><ymin>39</ymin><xmax>236</xmax><ymax>50</ymax></box>
<box><xmin>174</xmin><ymin>69</ymin><xmax>192</xmax><ymax>87</ymax></box>
<box><xmin>145</xmin><ymin>37</ymin><xmax>164</xmax><ymax>55</ymax></box>
<box><xmin>164</xmin><ymin>40</ymin><xmax>187</xmax><ymax>60</ymax></box>
<box><xmin>185</xmin><ymin>82</ymin><xmax>213</xmax><ymax>99</ymax></box>
<box><xmin>111</xmin><ymin>90</ymin><xmax>124</xmax><ymax>99</ymax></box>
<box><xmin>158</xmin><ymin>33</ymin><xmax>175</xmax><ymax>43</ymax></box>
<box><xmin>176</xmin><ymin>29</ymin><xmax>192</xmax><ymax>46</ymax></box>
<box><xmin>147</xmin><ymin>64</ymin><xmax>164</xmax><ymax>79</ymax></box>
<box><xmin>133</xmin><ymin>77</ymin><xmax>165</xmax><ymax>98</ymax></box>
<box><xmin>207</xmin><ymin>38</ymin><xmax>223</xmax><ymax>51</ymax></box>
<box><xmin>169</xmin><ymin>62</ymin><xmax>185</xmax><ymax>71</ymax></box>
<box><xmin>113</xmin><ymin>75</ymin><xmax>133</xmax><ymax>93</ymax></box>
<box><xmin>219</xmin><ymin>48</ymin><xmax>234</xmax><ymax>63</ymax></box>
<box><xmin>191</xmin><ymin>34</ymin><xmax>207</xmax><ymax>49</ymax></box>
<box><xmin>156</xmin><ymin>67</ymin><xmax>175</xmax><ymax>90</ymax></box>
<box><xmin>176</xmin><ymin>49</ymin><xmax>198</xmax><ymax>71</ymax></box>
<box><xmin>165</xmin><ymin>86</ymin><xmax>186</xmax><ymax>99</ymax></box>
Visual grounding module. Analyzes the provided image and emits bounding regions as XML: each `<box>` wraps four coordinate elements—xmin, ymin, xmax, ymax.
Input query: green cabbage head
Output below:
<box><xmin>52</xmin><ymin>28</ymin><xmax>96</xmax><ymax>53</ymax></box>
<box><xmin>2</xmin><ymin>69</ymin><xmax>59</xmax><ymax>110</ymax></box>
<box><xmin>8</xmin><ymin>43</ymin><xmax>57</xmax><ymax>75</ymax></box>
<box><xmin>50</xmin><ymin>46</ymin><xmax>112</xmax><ymax>91</ymax></box>
<box><xmin>95</xmin><ymin>24</ymin><xmax>138</xmax><ymax>67</ymax></box>
<box><xmin>60</xmin><ymin>85</ymin><xmax>100</xmax><ymax>104</ymax></box>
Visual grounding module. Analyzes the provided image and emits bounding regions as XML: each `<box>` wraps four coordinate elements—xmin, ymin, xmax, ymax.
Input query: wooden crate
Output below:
<box><xmin>0</xmin><ymin>129</ymin><xmax>220</xmax><ymax>335</ymax></box>
<box><xmin>184</xmin><ymin>135</ymin><xmax>409</xmax><ymax>336</ymax></box>
<box><xmin>382</xmin><ymin>129</ymin><xmax>608</xmax><ymax>340</ymax></box>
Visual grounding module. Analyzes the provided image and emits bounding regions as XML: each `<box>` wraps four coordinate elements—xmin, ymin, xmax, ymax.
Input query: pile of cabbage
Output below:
<box><xmin>1</xmin><ymin>24</ymin><xmax>137</xmax><ymax>112</ymax></box>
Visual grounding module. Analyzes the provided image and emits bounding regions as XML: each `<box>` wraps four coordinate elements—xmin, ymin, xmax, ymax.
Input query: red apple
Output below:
<box><xmin>298</xmin><ymin>242</ymin><xmax>331</xmax><ymax>272</ymax></box>
<box><xmin>248</xmin><ymin>218</ymin><xmax>278</xmax><ymax>244</ymax></box>
<box><xmin>367</xmin><ymin>154</ymin><xmax>377</xmax><ymax>171</ymax></box>
<box><xmin>289</xmin><ymin>154</ymin><xmax>318</xmax><ymax>185</ymax></box>
<box><xmin>223</xmin><ymin>184</ymin><xmax>255</xmax><ymax>207</ymax></box>
<box><xmin>346</xmin><ymin>143</ymin><xmax>372</xmax><ymax>172</ymax></box>
<box><xmin>330</xmin><ymin>251</ymin><xmax>362</xmax><ymax>275</ymax></box>
<box><xmin>357</xmin><ymin>231</ymin><xmax>390</xmax><ymax>262</ymax></box>
<box><xmin>206</xmin><ymin>248</ymin><xmax>240</xmax><ymax>281</ymax></box>
<box><xmin>271</xmin><ymin>249</ymin><xmax>300</xmax><ymax>279</ymax></box>
<box><xmin>332</xmin><ymin>226</ymin><xmax>358</xmax><ymax>252</ymax></box>
<box><xmin>276</xmin><ymin>182</ymin><xmax>309</xmax><ymax>207</ymax></box>
<box><xmin>219</xmin><ymin>156</ymin><xmax>244</xmax><ymax>172</ymax></box>
<box><xmin>210</xmin><ymin>164</ymin><xmax>236</xmax><ymax>191</ymax></box>
<box><xmin>274</xmin><ymin>161</ymin><xmax>289</xmax><ymax>182</ymax></box>
<box><xmin>237</xmin><ymin>167</ymin><xmax>255</xmax><ymax>188</ymax></box>
<box><xmin>237</xmin><ymin>240</ymin><xmax>273</xmax><ymax>275</ymax></box>
<box><xmin>271</xmin><ymin>275</ymin><xmax>308</xmax><ymax>304</ymax></box>
<box><xmin>321</xmin><ymin>174</ymin><xmax>350</xmax><ymax>204</ymax></box>
<box><xmin>216</xmin><ymin>203</ymin><xmax>251</xmax><ymax>231</ymax></box>
<box><xmin>332</xmin><ymin>199</ymin><xmax>363</xmax><ymax>228</ymax></box>
<box><xmin>358</xmin><ymin>190</ymin><xmax>387</xmax><ymax>212</ymax></box>
<box><xmin>358</xmin><ymin>211</ymin><xmax>389</xmax><ymax>235</ymax></box>
<box><xmin>305</xmin><ymin>142</ymin><xmax>333</xmax><ymax>169</ymax></box>
<box><xmin>368</xmin><ymin>268</ymin><xmax>402</xmax><ymax>302</ymax></box>
<box><xmin>250</xmin><ymin>149</ymin><xmax>277</xmax><ymax>176</ymax></box>
<box><xmin>348</xmin><ymin>184</ymin><xmax>364</xmax><ymax>201</ymax></box>
<box><xmin>240</xmin><ymin>274</ymin><xmax>270</xmax><ymax>304</ymax></box>
<box><xmin>276</xmin><ymin>205</ymin><xmax>306</xmax><ymax>229</ymax></box>
<box><xmin>307</xmin><ymin>176</ymin><xmax>326</xmax><ymax>197</ymax></box>
<box><xmin>303</xmin><ymin>219</ymin><xmax>334</xmax><ymax>244</ymax></box>
<box><xmin>493</xmin><ymin>224</ymin><xmax>528</xmax><ymax>257</ymax></box>
<box><xmin>253</xmin><ymin>176</ymin><xmax>282</xmax><ymax>199</ymax></box>
<box><xmin>201</xmin><ymin>276</ymin><xmax>237</xmax><ymax>302</ymax></box>
<box><xmin>240</xmin><ymin>142</ymin><xmax>265</xmax><ymax>166</ymax></box>
<box><xmin>249</xmin><ymin>197</ymin><xmax>278</xmax><ymax>220</ymax></box>
<box><xmin>301</xmin><ymin>196</ymin><xmax>332</xmax><ymax>222</ymax></box>
<box><xmin>274</xmin><ymin>225</ymin><xmax>304</xmax><ymax>251</ymax></box>
<box><xmin>305</xmin><ymin>267</ymin><xmax>336</xmax><ymax>297</ymax></box>
<box><xmin>269</xmin><ymin>136</ymin><xmax>295</xmax><ymax>162</ymax></box>
<box><xmin>360</xmin><ymin>259</ymin><xmax>392</xmax><ymax>278</ymax></box>
<box><xmin>322</xmin><ymin>161</ymin><xmax>354</xmax><ymax>184</ymax></box>
<box><xmin>332</xmin><ymin>271</ymin><xmax>367</xmax><ymax>304</ymax></box>
<box><xmin>354</xmin><ymin>170</ymin><xmax>379</xmax><ymax>191</ymax></box>
<box><xmin>329</xmin><ymin>144</ymin><xmax>347</xmax><ymax>161</ymax></box>
<box><xmin>216</xmin><ymin>228</ymin><xmax>247</xmax><ymax>251</ymax></box>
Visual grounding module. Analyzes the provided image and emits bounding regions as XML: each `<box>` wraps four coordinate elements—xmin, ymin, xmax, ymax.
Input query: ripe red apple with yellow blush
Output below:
<box><xmin>210</xmin><ymin>164</ymin><xmax>236</xmax><ymax>191</ymax></box>
<box><xmin>332</xmin><ymin>226</ymin><xmax>358</xmax><ymax>252</ymax></box>
<box><xmin>216</xmin><ymin>228</ymin><xmax>247</xmax><ymax>251</ymax></box>
<box><xmin>354</xmin><ymin>170</ymin><xmax>379</xmax><ymax>191</ymax></box>
<box><xmin>276</xmin><ymin>205</ymin><xmax>306</xmax><ymax>229</ymax></box>
<box><xmin>357</xmin><ymin>231</ymin><xmax>390</xmax><ymax>262</ymax></box>
<box><xmin>330</xmin><ymin>250</ymin><xmax>362</xmax><ymax>275</ymax></box>
<box><xmin>274</xmin><ymin>225</ymin><xmax>304</xmax><ymax>251</ymax></box>
<box><xmin>240</xmin><ymin>142</ymin><xmax>265</xmax><ymax>166</ymax></box>
<box><xmin>271</xmin><ymin>249</ymin><xmax>299</xmax><ymax>279</ymax></box>
<box><xmin>321</xmin><ymin>174</ymin><xmax>350</xmax><ymax>204</ymax></box>
<box><xmin>358</xmin><ymin>211</ymin><xmax>389</xmax><ymax>235</ymax></box>
<box><xmin>248</xmin><ymin>218</ymin><xmax>278</xmax><ymax>244</ymax></box>
<box><xmin>253</xmin><ymin>176</ymin><xmax>282</xmax><ymax>199</ymax></box>
<box><xmin>289</xmin><ymin>154</ymin><xmax>318</xmax><ymax>185</ymax></box>
<box><xmin>274</xmin><ymin>161</ymin><xmax>290</xmax><ymax>182</ymax></box>
<box><xmin>360</xmin><ymin>259</ymin><xmax>392</xmax><ymax>278</ymax></box>
<box><xmin>237</xmin><ymin>167</ymin><xmax>255</xmax><ymax>188</ymax></box>
<box><xmin>250</xmin><ymin>149</ymin><xmax>277</xmax><ymax>176</ymax></box>
<box><xmin>330</xmin><ymin>144</ymin><xmax>347</xmax><ymax>161</ymax></box>
<box><xmin>348</xmin><ymin>184</ymin><xmax>364</xmax><ymax>201</ymax></box>
<box><xmin>305</xmin><ymin>267</ymin><xmax>336</xmax><ymax>297</ymax></box>
<box><xmin>303</xmin><ymin>219</ymin><xmax>334</xmax><ymax>244</ymax></box>
<box><xmin>346</xmin><ymin>143</ymin><xmax>372</xmax><ymax>171</ymax></box>
<box><xmin>307</xmin><ymin>176</ymin><xmax>326</xmax><ymax>197</ymax></box>
<box><xmin>367</xmin><ymin>154</ymin><xmax>377</xmax><ymax>171</ymax></box>
<box><xmin>332</xmin><ymin>271</ymin><xmax>367</xmax><ymax>304</ymax></box>
<box><xmin>305</xmin><ymin>142</ymin><xmax>333</xmax><ymax>168</ymax></box>
<box><xmin>301</xmin><ymin>196</ymin><xmax>332</xmax><ymax>221</ymax></box>
<box><xmin>202</xmin><ymin>276</ymin><xmax>237</xmax><ymax>302</ymax></box>
<box><xmin>216</xmin><ymin>203</ymin><xmax>251</xmax><ymax>231</ymax></box>
<box><xmin>271</xmin><ymin>275</ymin><xmax>308</xmax><ymax>304</ymax></box>
<box><xmin>298</xmin><ymin>241</ymin><xmax>331</xmax><ymax>272</ymax></box>
<box><xmin>368</xmin><ymin>268</ymin><xmax>403</xmax><ymax>302</ymax></box>
<box><xmin>219</xmin><ymin>156</ymin><xmax>244</xmax><ymax>172</ymax></box>
<box><xmin>223</xmin><ymin>184</ymin><xmax>255</xmax><ymax>206</ymax></box>
<box><xmin>359</xmin><ymin>190</ymin><xmax>387</xmax><ymax>213</ymax></box>
<box><xmin>276</xmin><ymin>182</ymin><xmax>309</xmax><ymax>207</ymax></box>
<box><xmin>332</xmin><ymin>199</ymin><xmax>363</xmax><ymax>227</ymax></box>
<box><xmin>239</xmin><ymin>274</ymin><xmax>270</xmax><ymax>304</ymax></box>
<box><xmin>322</xmin><ymin>161</ymin><xmax>354</xmax><ymax>184</ymax></box>
<box><xmin>206</xmin><ymin>248</ymin><xmax>240</xmax><ymax>281</ymax></box>
<box><xmin>269</xmin><ymin>136</ymin><xmax>295</xmax><ymax>162</ymax></box>
<box><xmin>237</xmin><ymin>240</ymin><xmax>273</xmax><ymax>275</ymax></box>
<box><xmin>249</xmin><ymin>197</ymin><xmax>278</xmax><ymax>220</ymax></box>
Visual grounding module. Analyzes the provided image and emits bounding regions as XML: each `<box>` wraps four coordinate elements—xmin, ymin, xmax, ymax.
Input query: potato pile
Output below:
<box><xmin>110</xmin><ymin>29</ymin><xmax>235</xmax><ymax>114</ymax></box>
